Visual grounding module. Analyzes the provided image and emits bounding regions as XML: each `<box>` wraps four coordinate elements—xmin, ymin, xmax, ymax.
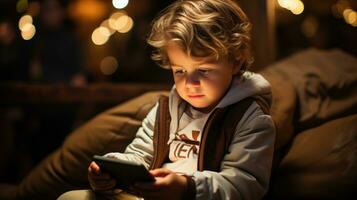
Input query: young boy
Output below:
<box><xmin>58</xmin><ymin>0</ymin><xmax>275</xmax><ymax>199</ymax></box>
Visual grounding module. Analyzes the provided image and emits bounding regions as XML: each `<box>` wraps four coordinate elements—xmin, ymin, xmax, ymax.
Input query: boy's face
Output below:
<box><xmin>166</xmin><ymin>42</ymin><xmax>240</xmax><ymax>112</ymax></box>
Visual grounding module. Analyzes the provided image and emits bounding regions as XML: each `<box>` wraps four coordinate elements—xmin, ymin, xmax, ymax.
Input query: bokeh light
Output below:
<box><xmin>108</xmin><ymin>11</ymin><xmax>125</xmax><ymax>30</ymax></box>
<box><xmin>68</xmin><ymin>0</ymin><xmax>107</xmax><ymax>22</ymax></box>
<box><xmin>115</xmin><ymin>15</ymin><xmax>134</xmax><ymax>33</ymax></box>
<box><xmin>112</xmin><ymin>0</ymin><xmax>129</xmax><ymax>9</ymax></box>
<box><xmin>18</xmin><ymin>15</ymin><xmax>33</xmax><ymax>31</ymax></box>
<box><xmin>100</xmin><ymin>20</ymin><xmax>116</xmax><ymax>36</ymax></box>
<box><xmin>301</xmin><ymin>16</ymin><xmax>319</xmax><ymax>38</ymax></box>
<box><xmin>277</xmin><ymin>0</ymin><xmax>304</xmax><ymax>15</ymax></box>
<box><xmin>106</xmin><ymin>12</ymin><xmax>134</xmax><ymax>33</ymax></box>
<box><xmin>100</xmin><ymin>56</ymin><xmax>118</xmax><ymax>75</ymax></box>
<box><xmin>331</xmin><ymin>0</ymin><xmax>357</xmax><ymax>27</ymax></box>
<box><xmin>291</xmin><ymin>1</ymin><xmax>304</xmax><ymax>15</ymax></box>
<box><xmin>343</xmin><ymin>9</ymin><xmax>357</xmax><ymax>24</ymax></box>
<box><xmin>98</xmin><ymin>26</ymin><xmax>111</xmax><ymax>37</ymax></box>
<box><xmin>21</xmin><ymin>24</ymin><xmax>36</xmax><ymax>40</ymax></box>
<box><xmin>92</xmin><ymin>27</ymin><xmax>110</xmax><ymax>45</ymax></box>
<box><xmin>18</xmin><ymin>14</ymin><xmax>36</xmax><ymax>40</ymax></box>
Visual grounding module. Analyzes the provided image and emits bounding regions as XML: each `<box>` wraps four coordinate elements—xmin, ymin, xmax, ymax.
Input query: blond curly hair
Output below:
<box><xmin>147</xmin><ymin>0</ymin><xmax>253</xmax><ymax>73</ymax></box>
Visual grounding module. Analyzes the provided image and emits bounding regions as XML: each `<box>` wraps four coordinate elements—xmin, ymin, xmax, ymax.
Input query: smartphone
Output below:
<box><xmin>93</xmin><ymin>155</ymin><xmax>155</xmax><ymax>189</ymax></box>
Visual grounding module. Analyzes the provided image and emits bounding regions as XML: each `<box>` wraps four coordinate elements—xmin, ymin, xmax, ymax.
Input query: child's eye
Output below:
<box><xmin>198</xmin><ymin>69</ymin><xmax>211</xmax><ymax>75</ymax></box>
<box><xmin>174</xmin><ymin>69</ymin><xmax>185</xmax><ymax>75</ymax></box>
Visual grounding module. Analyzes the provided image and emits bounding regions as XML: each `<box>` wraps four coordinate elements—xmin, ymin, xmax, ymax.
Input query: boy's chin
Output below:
<box><xmin>189</xmin><ymin>103</ymin><xmax>215</xmax><ymax>113</ymax></box>
<box><xmin>186</xmin><ymin>101</ymin><xmax>207</xmax><ymax>108</ymax></box>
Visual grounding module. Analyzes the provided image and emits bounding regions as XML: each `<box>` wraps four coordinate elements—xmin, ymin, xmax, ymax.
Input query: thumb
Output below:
<box><xmin>89</xmin><ymin>161</ymin><xmax>101</xmax><ymax>174</ymax></box>
<box><xmin>149</xmin><ymin>168</ymin><xmax>172</xmax><ymax>177</ymax></box>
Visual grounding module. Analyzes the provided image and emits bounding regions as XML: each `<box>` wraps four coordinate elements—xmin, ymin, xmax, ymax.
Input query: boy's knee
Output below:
<box><xmin>57</xmin><ymin>190</ymin><xmax>96</xmax><ymax>200</ymax></box>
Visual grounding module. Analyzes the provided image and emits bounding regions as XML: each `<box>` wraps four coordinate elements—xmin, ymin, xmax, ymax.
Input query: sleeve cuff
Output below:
<box><xmin>182</xmin><ymin>175</ymin><xmax>196</xmax><ymax>200</ymax></box>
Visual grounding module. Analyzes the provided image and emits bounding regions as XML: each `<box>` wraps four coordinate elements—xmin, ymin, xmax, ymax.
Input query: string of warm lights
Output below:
<box><xmin>13</xmin><ymin>0</ymin><xmax>354</xmax><ymax>77</ymax></box>
<box><xmin>277</xmin><ymin>0</ymin><xmax>356</xmax><ymax>27</ymax></box>
<box><xmin>92</xmin><ymin>0</ymin><xmax>133</xmax><ymax>76</ymax></box>
<box><xmin>91</xmin><ymin>1</ymin><xmax>133</xmax><ymax>46</ymax></box>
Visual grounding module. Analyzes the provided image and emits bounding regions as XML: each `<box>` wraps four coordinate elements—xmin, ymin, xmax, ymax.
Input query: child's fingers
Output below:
<box><xmin>149</xmin><ymin>168</ymin><xmax>172</xmax><ymax>177</ymax></box>
<box><xmin>133</xmin><ymin>176</ymin><xmax>165</xmax><ymax>190</ymax></box>
<box><xmin>88</xmin><ymin>161</ymin><xmax>101</xmax><ymax>174</ymax></box>
<box><xmin>89</xmin><ymin>172</ymin><xmax>112</xmax><ymax>180</ymax></box>
<box><xmin>133</xmin><ymin>169</ymin><xmax>172</xmax><ymax>190</ymax></box>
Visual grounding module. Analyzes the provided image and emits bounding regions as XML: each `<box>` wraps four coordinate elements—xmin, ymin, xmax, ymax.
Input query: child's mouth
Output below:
<box><xmin>188</xmin><ymin>94</ymin><xmax>204</xmax><ymax>98</ymax></box>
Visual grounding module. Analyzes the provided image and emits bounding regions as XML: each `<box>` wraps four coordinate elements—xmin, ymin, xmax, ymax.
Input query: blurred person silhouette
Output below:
<box><xmin>28</xmin><ymin>0</ymin><xmax>86</xmax><ymax>86</ymax></box>
<box><xmin>19</xmin><ymin>0</ymin><xmax>87</xmax><ymax>169</ymax></box>
<box><xmin>0</xmin><ymin>17</ymin><xmax>31</xmax><ymax>182</ymax></box>
<box><xmin>0</xmin><ymin>18</ymin><xmax>26</xmax><ymax>81</ymax></box>
<box><xmin>0</xmin><ymin>18</ymin><xmax>30</xmax><ymax>182</ymax></box>
<box><xmin>0</xmin><ymin>0</ymin><xmax>87</xmax><ymax>183</ymax></box>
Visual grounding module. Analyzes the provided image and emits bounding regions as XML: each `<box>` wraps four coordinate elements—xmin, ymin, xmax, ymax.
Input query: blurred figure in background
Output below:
<box><xmin>25</xmin><ymin>0</ymin><xmax>85</xmax><ymax>159</ymax></box>
<box><xmin>0</xmin><ymin>18</ymin><xmax>25</xmax><ymax>81</ymax></box>
<box><xmin>28</xmin><ymin>0</ymin><xmax>87</xmax><ymax>86</ymax></box>
<box><xmin>14</xmin><ymin>0</ymin><xmax>86</xmax><ymax>177</ymax></box>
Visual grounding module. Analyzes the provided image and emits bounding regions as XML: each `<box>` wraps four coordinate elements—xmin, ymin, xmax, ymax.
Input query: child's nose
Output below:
<box><xmin>185</xmin><ymin>72</ymin><xmax>200</xmax><ymax>87</ymax></box>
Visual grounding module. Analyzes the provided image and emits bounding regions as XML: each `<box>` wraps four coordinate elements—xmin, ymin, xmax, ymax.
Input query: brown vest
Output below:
<box><xmin>149</xmin><ymin>96</ymin><xmax>267</xmax><ymax>171</ymax></box>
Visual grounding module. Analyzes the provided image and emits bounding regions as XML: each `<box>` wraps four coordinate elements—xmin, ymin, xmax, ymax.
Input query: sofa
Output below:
<box><xmin>0</xmin><ymin>48</ymin><xmax>356</xmax><ymax>199</ymax></box>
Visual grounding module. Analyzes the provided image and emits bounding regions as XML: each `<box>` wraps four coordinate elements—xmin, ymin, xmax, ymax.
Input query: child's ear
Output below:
<box><xmin>232</xmin><ymin>57</ymin><xmax>243</xmax><ymax>75</ymax></box>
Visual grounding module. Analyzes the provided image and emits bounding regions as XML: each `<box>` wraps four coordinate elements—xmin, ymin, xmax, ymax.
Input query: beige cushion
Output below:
<box><xmin>269</xmin><ymin>114</ymin><xmax>357</xmax><ymax>199</ymax></box>
<box><xmin>266</xmin><ymin>48</ymin><xmax>357</xmax><ymax>130</ymax></box>
<box><xmin>261</xmin><ymin>69</ymin><xmax>297</xmax><ymax>153</ymax></box>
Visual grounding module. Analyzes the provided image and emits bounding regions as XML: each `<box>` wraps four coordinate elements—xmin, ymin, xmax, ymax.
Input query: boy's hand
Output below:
<box><xmin>130</xmin><ymin>168</ymin><xmax>188</xmax><ymax>200</ymax></box>
<box><xmin>88</xmin><ymin>161</ymin><xmax>116</xmax><ymax>191</ymax></box>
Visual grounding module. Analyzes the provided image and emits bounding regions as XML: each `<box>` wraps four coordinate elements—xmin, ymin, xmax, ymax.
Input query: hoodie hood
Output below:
<box><xmin>167</xmin><ymin>72</ymin><xmax>272</xmax><ymax>142</ymax></box>
<box><xmin>216</xmin><ymin>72</ymin><xmax>272</xmax><ymax>108</ymax></box>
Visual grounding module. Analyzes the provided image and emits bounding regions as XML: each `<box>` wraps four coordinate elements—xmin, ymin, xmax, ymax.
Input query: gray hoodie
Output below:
<box><xmin>106</xmin><ymin>72</ymin><xmax>276</xmax><ymax>200</ymax></box>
